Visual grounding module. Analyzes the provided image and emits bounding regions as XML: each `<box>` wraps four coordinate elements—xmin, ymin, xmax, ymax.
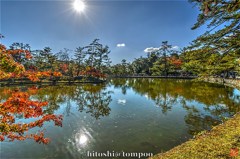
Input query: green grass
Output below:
<box><xmin>150</xmin><ymin>113</ymin><xmax>240</xmax><ymax>159</ymax></box>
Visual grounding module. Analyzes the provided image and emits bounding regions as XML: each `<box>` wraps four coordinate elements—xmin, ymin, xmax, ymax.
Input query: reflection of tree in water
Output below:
<box><xmin>65</xmin><ymin>98</ymin><xmax>73</xmax><ymax>117</ymax></box>
<box><xmin>35</xmin><ymin>86</ymin><xmax>76</xmax><ymax>114</ymax></box>
<box><xmin>0</xmin><ymin>84</ymin><xmax>113</xmax><ymax>120</ymax></box>
<box><xmin>31</xmin><ymin>83</ymin><xmax>112</xmax><ymax>119</ymax></box>
<box><xmin>75</xmin><ymin>84</ymin><xmax>112</xmax><ymax>119</ymax></box>
<box><xmin>182</xmin><ymin>96</ymin><xmax>240</xmax><ymax>135</ymax></box>
<box><xmin>181</xmin><ymin>99</ymin><xmax>220</xmax><ymax>135</ymax></box>
<box><xmin>120</xmin><ymin>78</ymin><xmax>179</xmax><ymax>114</ymax></box>
<box><xmin>111</xmin><ymin>78</ymin><xmax>240</xmax><ymax>134</ymax></box>
<box><xmin>110</xmin><ymin>78</ymin><xmax>131</xmax><ymax>95</ymax></box>
<box><xmin>0</xmin><ymin>79</ymin><xmax>239</xmax><ymax>135</ymax></box>
<box><xmin>155</xmin><ymin>94</ymin><xmax>177</xmax><ymax>114</ymax></box>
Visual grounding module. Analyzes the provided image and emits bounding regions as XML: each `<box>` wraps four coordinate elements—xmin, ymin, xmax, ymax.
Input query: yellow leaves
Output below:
<box><xmin>0</xmin><ymin>70</ymin><xmax>11</xmax><ymax>79</ymax></box>
<box><xmin>0</xmin><ymin>44</ymin><xmax>27</xmax><ymax>80</ymax></box>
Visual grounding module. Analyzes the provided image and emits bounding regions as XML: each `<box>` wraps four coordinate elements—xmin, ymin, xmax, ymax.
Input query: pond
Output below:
<box><xmin>1</xmin><ymin>78</ymin><xmax>240</xmax><ymax>159</ymax></box>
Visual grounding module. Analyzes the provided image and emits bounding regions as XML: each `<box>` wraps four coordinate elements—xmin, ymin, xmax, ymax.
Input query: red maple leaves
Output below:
<box><xmin>0</xmin><ymin>43</ymin><xmax>63</xmax><ymax>144</ymax></box>
<box><xmin>0</xmin><ymin>44</ymin><xmax>62</xmax><ymax>81</ymax></box>
<box><xmin>230</xmin><ymin>148</ymin><xmax>239</xmax><ymax>157</ymax></box>
<box><xmin>168</xmin><ymin>57</ymin><xmax>183</xmax><ymax>68</ymax></box>
<box><xmin>0</xmin><ymin>88</ymin><xmax>63</xmax><ymax>144</ymax></box>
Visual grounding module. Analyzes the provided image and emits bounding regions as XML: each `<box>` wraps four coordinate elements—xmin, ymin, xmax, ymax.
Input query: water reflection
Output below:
<box><xmin>117</xmin><ymin>99</ymin><xmax>127</xmax><ymax>105</ymax></box>
<box><xmin>74</xmin><ymin>130</ymin><xmax>91</xmax><ymax>150</ymax></box>
<box><xmin>28</xmin><ymin>83</ymin><xmax>113</xmax><ymax>120</ymax></box>
<box><xmin>0</xmin><ymin>79</ymin><xmax>239</xmax><ymax>135</ymax></box>
<box><xmin>78</xmin><ymin>134</ymin><xmax>88</xmax><ymax>145</ymax></box>
<box><xmin>65</xmin><ymin>126</ymin><xmax>94</xmax><ymax>155</ymax></box>
<box><xmin>110</xmin><ymin>78</ymin><xmax>240</xmax><ymax>134</ymax></box>
<box><xmin>0</xmin><ymin>78</ymin><xmax>240</xmax><ymax>158</ymax></box>
<box><xmin>75</xmin><ymin>84</ymin><xmax>112</xmax><ymax>119</ymax></box>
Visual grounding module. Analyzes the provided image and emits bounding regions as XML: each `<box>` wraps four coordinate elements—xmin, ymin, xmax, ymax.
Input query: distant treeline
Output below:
<box><xmin>2</xmin><ymin>38</ymin><xmax>239</xmax><ymax>79</ymax></box>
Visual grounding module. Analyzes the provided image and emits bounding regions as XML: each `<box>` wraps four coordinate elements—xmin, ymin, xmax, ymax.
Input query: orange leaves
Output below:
<box><xmin>168</xmin><ymin>57</ymin><xmax>183</xmax><ymax>68</ymax></box>
<box><xmin>60</xmin><ymin>63</ymin><xmax>69</xmax><ymax>73</ymax></box>
<box><xmin>32</xmin><ymin>132</ymin><xmax>50</xmax><ymax>144</ymax></box>
<box><xmin>0</xmin><ymin>44</ymin><xmax>6</xmax><ymax>50</ymax></box>
<box><xmin>0</xmin><ymin>43</ymin><xmax>62</xmax><ymax>81</ymax></box>
<box><xmin>0</xmin><ymin>89</ymin><xmax>63</xmax><ymax>144</ymax></box>
<box><xmin>53</xmin><ymin>71</ymin><xmax>62</xmax><ymax>77</ymax></box>
<box><xmin>2</xmin><ymin>91</ymin><xmax>44</xmax><ymax>118</ymax></box>
<box><xmin>0</xmin><ymin>43</ymin><xmax>63</xmax><ymax>144</ymax></box>
<box><xmin>28</xmin><ymin>86</ymin><xmax>39</xmax><ymax>95</ymax></box>
<box><xmin>0</xmin><ymin>135</ymin><xmax>4</xmax><ymax>141</ymax></box>
<box><xmin>80</xmin><ymin>66</ymin><xmax>106</xmax><ymax>78</ymax></box>
<box><xmin>0</xmin><ymin>70</ymin><xmax>62</xmax><ymax>82</ymax></box>
<box><xmin>6</xmin><ymin>49</ymin><xmax>32</xmax><ymax>59</ymax></box>
<box><xmin>18</xmin><ymin>71</ymin><xmax>51</xmax><ymax>82</ymax></box>
<box><xmin>24</xmin><ymin>71</ymin><xmax>62</xmax><ymax>81</ymax></box>
<box><xmin>230</xmin><ymin>148</ymin><xmax>239</xmax><ymax>157</ymax></box>
<box><xmin>0</xmin><ymin>44</ymin><xmax>26</xmax><ymax>79</ymax></box>
<box><xmin>3</xmin><ymin>88</ymin><xmax>12</xmax><ymax>95</ymax></box>
<box><xmin>28</xmin><ymin>114</ymin><xmax>63</xmax><ymax>128</ymax></box>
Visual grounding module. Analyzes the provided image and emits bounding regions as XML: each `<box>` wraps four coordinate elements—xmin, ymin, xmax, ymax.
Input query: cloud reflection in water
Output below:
<box><xmin>117</xmin><ymin>99</ymin><xmax>126</xmax><ymax>105</ymax></box>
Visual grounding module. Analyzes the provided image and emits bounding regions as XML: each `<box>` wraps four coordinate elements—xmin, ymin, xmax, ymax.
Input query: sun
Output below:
<box><xmin>73</xmin><ymin>0</ymin><xmax>86</xmax><ymax>13</ymax></box>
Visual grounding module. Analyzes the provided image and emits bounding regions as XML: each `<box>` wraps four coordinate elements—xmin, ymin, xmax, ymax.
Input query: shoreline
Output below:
<box><xmin>150</xmin><ymin>77</ymin><xmax>240</xmax><ymax>159</ymax></box>
<box><xmin>108</xmin><ymin>76</ymin><xmax>197</xmax><ymax>79</ymax></box>
<box><xmin>0</xmin><ymin>78</ymin><xmax>106</xmax><ymax>87</ymax></box>
<box><xmin>199</xmin><ymin>77</ymin><xmax>240</xmax><ymax>90</ymax></box>
<box><xmin>150</xmin><ymin>113</ymin><xmax>240</xmax><ymax>159</ymax></box>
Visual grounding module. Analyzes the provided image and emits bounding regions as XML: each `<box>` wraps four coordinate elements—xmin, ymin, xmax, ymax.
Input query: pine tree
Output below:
<box><xmin>188</xmin><ymin>0</ymin><xmax>240</xmax><ymax>77</ymax></box>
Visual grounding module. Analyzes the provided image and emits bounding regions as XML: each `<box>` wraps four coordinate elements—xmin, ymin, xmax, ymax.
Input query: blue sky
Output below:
<box><xmin>1</xmin><ymin>0</ymin><xmax>207</xmax><ymax>64</ymax></box>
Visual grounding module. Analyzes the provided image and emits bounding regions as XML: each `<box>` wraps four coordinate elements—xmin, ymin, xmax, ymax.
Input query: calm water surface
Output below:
<box><xmin>1</xmin><ymin>78</ymin><xmax>240</xmax><ymax>159</ymax></box>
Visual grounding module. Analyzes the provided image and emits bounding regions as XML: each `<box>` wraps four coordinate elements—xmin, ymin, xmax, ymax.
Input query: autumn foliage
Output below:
<box><xmin>60</xmin><ymin>63</ymin><xmax>69</xmax><ymax>74</ymax></box>
<box><xmin>0</xmin><ymin>88</ymin><xmax>63</xmax><ymax>144</ymax></box>
<box><xmin>0</xmin><ymin>44</ymin><xmax>62</xmax><ymax>81</ymax></box>
<box><xmin>168</xmin><ymin>57</ymin><xmax>183</xmax><ymax>68</ymax></box>
<box><xmin>0</xmin><ymin>43</ymin><xmax>63</xmax><ymax>144</ymax></box>
<box><xmin>230</xmin><ymin>148</ymin><xmax>239</xmax><ymax>157</ymax></box>
<box><xmin>80</xmin><ymin>66</ymin><xmax>106</xmax><ymax>78</ymax></box>
<box><xmin>0</xmin><ymin>44</ymin><xmax>27</xmax><ymax>79</ymax></box>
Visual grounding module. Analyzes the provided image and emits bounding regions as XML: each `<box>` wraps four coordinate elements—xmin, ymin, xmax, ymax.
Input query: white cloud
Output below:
<box><xmin>117</xmin><ymin>43</ymin><xmax>126</xmax><ymax>47</ymax></box>
<box><xmin>144</xmin><ymin>45</ymin><xmax>180</xmax><ymax>53</ymax></box>
<box><xmin>172</xmin><ymin>46</ymin><xmax>179</xmax><ymax>50</ymax></box>
<box><xmin>144</xmin><ymin>47</ymin><xmax>160</xmax><ymax>53</ymax></box>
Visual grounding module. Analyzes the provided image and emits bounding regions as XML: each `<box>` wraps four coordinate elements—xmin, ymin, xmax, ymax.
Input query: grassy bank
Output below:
<box><xmin>150</xmin><ymin>113</ymin><xmax>240</xmax><ymax>159</ymax></box>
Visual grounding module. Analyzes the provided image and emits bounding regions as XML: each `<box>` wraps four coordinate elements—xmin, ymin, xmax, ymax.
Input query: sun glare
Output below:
<box><xmin>73</xmin><ymin>0</ymin><xmax>86</xmax><ymax>13</ymax></box>
<box><xmin>79</xmin><ymin>134</ymin><xmax>88</xmax><ymax>144</ymax></box>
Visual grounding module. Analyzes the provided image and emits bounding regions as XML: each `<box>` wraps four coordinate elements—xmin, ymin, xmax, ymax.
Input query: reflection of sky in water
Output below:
<box><xmin>1</xmin><ymin>79</ymin><xmax>240</xmax><ymax>159</ymax></box>
<box><xmin>233</xmin><ymin>88</ymin><xmax>240</xmax><ymax>103</ymax></box>
<box><xmin>233</xmin><ymin>88</ymin><xmax>240</xmax><ymax>96</ymax></box>
<box><xmin>117</xmin><ymin>99</ymin><xmax>126</xmax><ymax>105</ymax></box>
<box><xmin>144</xmin><ymin>94</ymin><xmax>150</xmax><ymax>100</ymax></box>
